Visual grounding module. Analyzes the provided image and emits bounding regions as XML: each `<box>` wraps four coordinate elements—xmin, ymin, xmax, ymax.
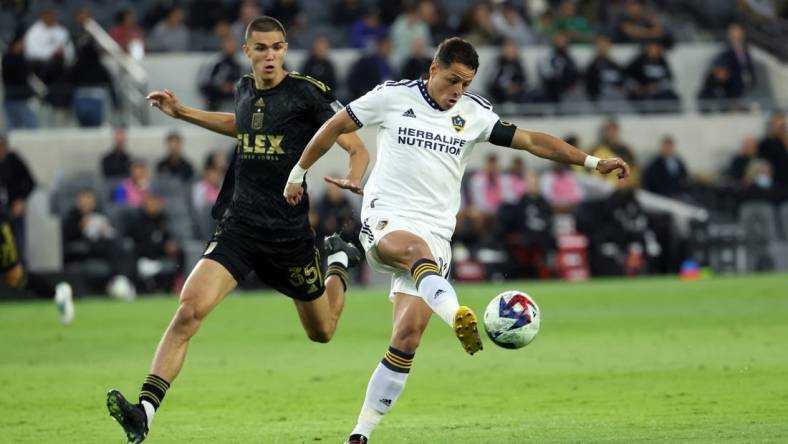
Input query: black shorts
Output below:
<box><xmin>0</xmin><ymin>221</ymin><xmax>20</xmax><ymax>273</ymax></box>
<box><xmin>202</xmin><ymin>222</ymin><xmax>325</xmax><ymax>301</ymax></box>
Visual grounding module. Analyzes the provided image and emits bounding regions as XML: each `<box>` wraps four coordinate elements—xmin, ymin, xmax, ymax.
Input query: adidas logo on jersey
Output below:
<box><xmin>379</xmin><ymin>398</ymin><xmax>392</xmax><ymax>406</ymax></box>
<box><xmin>402</xmin><ymin>108</ymin><xmax>416</xmax><ymax>118</ymax></box>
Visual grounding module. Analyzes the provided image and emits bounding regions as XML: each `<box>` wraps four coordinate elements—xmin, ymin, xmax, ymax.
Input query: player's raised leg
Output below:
<box><xmin>292</xmin><ymin>233</ymin><xmax>362</xmax><ymax>342</ymax></box>
<box><xmin>376</xmin><ymin>230</ymin><xmax>482</xmax><ymax>355</ymax></box>
<box><xmin>346</xmin><ymin>293</ymin><xmax>432</xmax><ymax>443</ymax></box>
<box><xmin>107</xmin><ymin>258</ymin><xmax>237</xmax><ymax>443</ymax></box>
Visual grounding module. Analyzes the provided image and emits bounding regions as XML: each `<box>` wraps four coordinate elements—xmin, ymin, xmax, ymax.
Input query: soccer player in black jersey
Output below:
<box><xmin>106</xmin><ymin>17</ymin><xmax>369</xmax><ymax>443</ymax></box>
<box><xmin>0</xmin><ymin>178</ymin><xmax>74</xmax><ymax>323</ymax></box>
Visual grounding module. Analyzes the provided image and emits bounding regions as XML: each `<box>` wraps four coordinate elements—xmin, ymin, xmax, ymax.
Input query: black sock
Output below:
<box><xmin>21</xmin><ymin>273</ymin><xmax>55</xmax><ymax>298</ymax></box>
<box><xmin>326</xmin><ymin>263</ymin><xmax>350</xmax><ymax>291</ymax></box>
<box><xmin>139</xmin><ymin>374</ymin><xmax>170</xmax><ymax>410</ymax></box>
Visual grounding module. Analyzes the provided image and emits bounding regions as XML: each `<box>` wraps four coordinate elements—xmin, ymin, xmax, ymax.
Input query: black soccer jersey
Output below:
<box><xmin>215</xmin><ymin>72</ymin><xmax>341</xmax><ymax>242</ymax></box>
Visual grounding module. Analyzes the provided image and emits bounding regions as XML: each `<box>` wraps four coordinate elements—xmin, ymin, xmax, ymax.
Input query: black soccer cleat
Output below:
<box><xmin>106</xmin><ymin>389</ymin><xmax>149</xmax><ymax>443</ymax></box>
<box><xmin>345</xmin><ymin>434</ymin><xmax>368</xmax><ymax>444</ymax></box>
<box><xmin>324</xmin><ymin>233</ymin><xmax>362</xmax><ymax>267</ymax></box>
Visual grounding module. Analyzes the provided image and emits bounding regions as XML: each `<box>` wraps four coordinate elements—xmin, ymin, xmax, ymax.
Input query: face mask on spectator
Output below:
<box><xmin>754</xmin><ymin>174</ymin><xmax>772</xmax><ymax>189</ymax></box>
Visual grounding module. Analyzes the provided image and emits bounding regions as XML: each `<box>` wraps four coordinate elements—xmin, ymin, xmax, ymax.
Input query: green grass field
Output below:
<box><xmin>1</xmin><ymin>274</ymin><xmax>787</xmax><ymax>443</ymax></box>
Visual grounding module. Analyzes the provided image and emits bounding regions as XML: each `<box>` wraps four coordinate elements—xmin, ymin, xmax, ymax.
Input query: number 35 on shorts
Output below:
<box><xmin>287</xmin><ymin>261</ymin><xmax>322</xmax><ymax>288</ymax></box>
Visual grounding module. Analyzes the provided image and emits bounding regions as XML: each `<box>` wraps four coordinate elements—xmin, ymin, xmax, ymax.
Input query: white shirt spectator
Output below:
<box><xmin>24</xmin><ymin>19</ymin><xmax>75</xmax><ymax>64</ymax></box>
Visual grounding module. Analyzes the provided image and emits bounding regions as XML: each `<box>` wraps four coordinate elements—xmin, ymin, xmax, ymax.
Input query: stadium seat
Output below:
<box><xmin>50</xmin><ymin>173</ymin><xmax>105</xmax><ymax>217</ymax></box>
<box><xmin>738</xmin><ymin>202</ymin><xmax>779</xmax><ymax>271</ymax></box>
<box><xmin>779</xmin><ymin>201</ymin><xmax>788</xmax><ymax>240</ymax></box>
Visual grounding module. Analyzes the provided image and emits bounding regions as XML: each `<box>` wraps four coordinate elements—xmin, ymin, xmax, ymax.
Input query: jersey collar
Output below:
<box><xmin>418</xmin><ymin>79</ymin><xmax>445</xmax><ymax>111</ymax></box>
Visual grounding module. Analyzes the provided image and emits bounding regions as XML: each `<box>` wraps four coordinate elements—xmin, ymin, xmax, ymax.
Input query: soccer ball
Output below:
<box><xmin>483</xmin><ymin>290</ymin><xmax>540</xmax><ymax>349</ymax></box>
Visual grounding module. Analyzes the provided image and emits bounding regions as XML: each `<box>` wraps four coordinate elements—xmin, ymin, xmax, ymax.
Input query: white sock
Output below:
<box><xmin>351</xmin><ymin>349</ymin><xmax>413</xmax><ymax>438</ymax></box>
<box><xmin>327</xmin><ymin>251</ymin><xmax>349</xmax><ymax>268</ymax></box>
<box><xmin>416</xmin><ymin>274</ymin><xmax>460</xmax><ymax>326</ymax></box>
<box><xmin>141</xmin><ymin>400</ymin><xmax>156</xmax><ymax>428</ymax></box>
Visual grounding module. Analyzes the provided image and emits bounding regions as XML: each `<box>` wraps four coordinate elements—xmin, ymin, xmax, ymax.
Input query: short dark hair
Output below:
<box><xmin>245</xmin><ymin>16</ymin><xmax>286</xmax><ymax>41</ymax></box>
<box><xmin>433</xmin><ymin>37</ymin><xmax>479</xmax><ymax>71</ymax></box>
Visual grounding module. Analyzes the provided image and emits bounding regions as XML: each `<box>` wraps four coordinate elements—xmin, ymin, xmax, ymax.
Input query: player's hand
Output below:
<box><xmin>597</xmin><ymin>157</ymin><xmax>631</xmax><ymax>180</ymax></box>
<box><xmin>284</xmin><ymin>181</ymin><xmax>304</xmax><ymax>206</ymax></box>
<box><xmin>146</xmin><ymin>89</ymin><xmax>181</xmax><ymax>118</ymax></box>
<box><xmin>324</xmin><ymin>176</ymin><xmax>363</xmax><ymax>195</ymax></box>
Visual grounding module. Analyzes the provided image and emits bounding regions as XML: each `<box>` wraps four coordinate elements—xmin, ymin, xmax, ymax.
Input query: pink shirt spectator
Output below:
<box><xmin>540</xmin><ymin>168</ymin><xmax>582</xmax><ymax>208</ymax></box>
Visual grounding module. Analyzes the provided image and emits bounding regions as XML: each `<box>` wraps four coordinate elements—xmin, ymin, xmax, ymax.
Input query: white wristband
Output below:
<box><xmin>584</xmin><ymin>155</ymin><xmax>600</xmax><ymax>170</ymax></box>
<box><xmin>286</xmin><ymin>164</ymin><xmax>307</xmax><ymax>184</ymax></box>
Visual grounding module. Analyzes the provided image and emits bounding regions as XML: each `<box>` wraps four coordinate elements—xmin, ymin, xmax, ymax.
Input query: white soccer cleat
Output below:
<box><xmin>54</xmin><ymin>282</ymin><xmax>74</xmax><ymax>325</ymax></box>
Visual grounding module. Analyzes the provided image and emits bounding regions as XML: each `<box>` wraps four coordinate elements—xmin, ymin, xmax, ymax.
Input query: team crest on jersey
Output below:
<box><xmin>375</xmin><ymin>219</ymin><xmax>388</xmax><ymax>230</ymax></box>
<box><xmin>451</xmin><ymin>114</ymin><xmax>466</xmax><ymax>132</ymax></box>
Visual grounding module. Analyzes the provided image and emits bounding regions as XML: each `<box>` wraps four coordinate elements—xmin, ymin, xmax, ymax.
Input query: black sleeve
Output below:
<box><xmin>488</xmin><ymin>120</ymin><xmax>517</xmax><ymax>147</ymax></box>
<box><xmin>303</xmin><ymin>79</ymin><xmax>342</xmax><ymax>125</ymax></box>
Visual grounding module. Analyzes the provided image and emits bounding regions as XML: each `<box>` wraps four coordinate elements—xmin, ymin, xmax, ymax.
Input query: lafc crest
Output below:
<box><xmin>451</xmin><ymin>114</ymin><xmax>466</xmax><ymax>132</ymax></box>
<box><xmin>252</xmin><ymin>97</ymin><xmax>265</xmax><ymax>129</ymax></box>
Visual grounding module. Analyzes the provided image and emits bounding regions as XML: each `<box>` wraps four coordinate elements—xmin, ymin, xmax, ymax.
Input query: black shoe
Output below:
<box><xmin>345</xmin><ymin>434</ymin><xmax>368</xmax><ymax>444</ymax></box>
<box><xmin>324</xmin><ymin>233</ymin><xmax>362</xmax><ymax>267</ymax></box>
<box><xmin>106</xmin><ymin>389</ymin><xmax>148</xmax><ymax>443</ymax></box>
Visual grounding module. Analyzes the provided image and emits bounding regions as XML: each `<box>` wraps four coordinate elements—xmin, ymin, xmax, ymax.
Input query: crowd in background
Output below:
<box><xmin>0</xmin><ymin>0</ymin><xmax>779</xmax><ymax>128</ymax></box>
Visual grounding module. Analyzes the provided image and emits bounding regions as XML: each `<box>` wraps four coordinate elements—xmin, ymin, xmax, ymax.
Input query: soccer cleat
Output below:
<box><xmin>324</xmin><ymin>233</ymin><xmax>362</xmax><ymax>267</ymax></box>
<box><xmin>107</xmin><ymin>389</ymin><xmax>149</xmax><ymax>443</ymax></box>
<box><xmin>54</xmin><ymin>282</ymin><xmax>74</xmax><ymax>325</ymax></box>
<box><xmin>345</xmin><ymin>434</ymin><xmax>368</xmax><ymax>444</ymax></box>
<box><xmin>453</xmin><ymin>306</ymin><xmax>483</xmax><ymax>355</ymax></box>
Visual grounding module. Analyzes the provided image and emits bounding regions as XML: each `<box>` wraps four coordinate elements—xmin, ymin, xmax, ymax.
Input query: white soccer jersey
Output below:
<box><xmin>346</xmin><ymin>79</ymin><xmax>502</xmax><ymax>240</ymax></box>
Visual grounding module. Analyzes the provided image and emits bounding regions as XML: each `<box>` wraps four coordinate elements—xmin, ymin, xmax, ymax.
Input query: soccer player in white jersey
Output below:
<box><xmin>284</xmin><ymin>37</ymin><xmax>630</xmax><ymax>444</ymax></box>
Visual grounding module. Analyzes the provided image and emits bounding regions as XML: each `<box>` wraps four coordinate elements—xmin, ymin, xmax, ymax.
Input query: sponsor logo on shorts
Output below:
<box><xmin>376</xmin><ymin>220</ymin><xmax>388</xmax><ymax>230</ymax></box>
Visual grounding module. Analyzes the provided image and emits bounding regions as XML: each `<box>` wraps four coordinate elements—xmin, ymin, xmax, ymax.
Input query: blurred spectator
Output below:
<box><xmin>313</xmin><ymin>181</ymin><xmax>360</xmax><ymax>244</ymax></box>
<box><xmin>697</xmin><ymin>63</ymin><xmax>740</xmax><ymax>113</ymax></box>
<box><xmin>347</xmin><ymin>37</ymin><xmax>392</xmax><ymax>100</ymax></box>
<box><xmin>613</xmin><ymin>0</ymin><xmax>671</xmax><ymax>47</ymax></box>
<box><xmin>377</xmin><ymin>0</ymin><xmax>402</xmax><ymax>25</ymax></box>
<box><xmin>268</xmin><ymin>0</ymin><xmax>305</xmax><ymax>31</ymax></box>
<box><xmin>390</xmin><ymin>0</ymin><xmax>434</xmax><ymax>59</ymax></box>
<box><xmin>468</xmin><ymin>154</ymin><xmax>505</xmax><ymax>216</ymax></box>
<box><xmin>129</xmin><ymin>193</ymin><xmax>183</xmax><ymax>293</ymax></box>
<box><xmin>24</xmin><ymin>9</ymin><xmax>75</xmax><ymax>109</ymax></box>
<box><xmin>349</xmin><ymin>6</ymin><xmax>387</xmax><ymax>50</ymax></box>
<box><xmin>300</xmin><ymin>37</ymin><xmax>337</xmax><ymax>89</ymax></box>
<box><xmin>231</xmin><ymin>1</ymin><xmax>261</xmax><ymax>46</ymax></box>
<box><xmin>540</xmin><ymin>161</ymin><xmax>582</xmax><ymax>211</ymax></box>
<box><xmin>643</xmin><ymin>136</ymin><xmax>689</xmax><ymax>198</ymax></box>
<box><xmin>147</xmin><ymin>5</ymin><xmax>190</xmax><ymax>52</ymax></box>
<box><xmin>332</xmin><ymin>0</ymin><xmax>365</xmax><ymax>27</ymax></box>
<box><xmin>625</xmin><ymin>41</ymin><xmax>679</xmax><ymax>112</ymax></box>
<box><xmin>113</xmin><ymin>159</ymin><xmax>151</xmax><ymax>207</ymax></box>
<box><xmin>726</xmin><ymin>136</ymin><xmax>758</xmax><ymax>186</ymax></box>
<box><xmin>198</xmin><ymin>36</ymin><xmax>242</xmax><ymax>111</ymax></box>
<box><xmin>503</xmin><ymin>157</ymin><xmax>528</xmax><ymax>201</ymax></box>
<box><xmin>538</xmin><ymin>32</ymin><xmax>579</xmax><ymax>102</ymax></box>
<box><xmin>553</xmin><ymin>0</ymin><xmax>593</xmax><ymax>43</ymax></box>
<box><xmin>2</xmin><ymin>36</ymin><xmax>38</xmax><ymax>129</ymax></box>
<box><xmin>758</xmin><ymin>111</ymin><xmax>788</xmax><ymax>189</ymax></box>
<box><xmin>0</xmin><ymin>134</ymin><xmax>35</xmax><ymax>263</ymax></box>
<box><xmin>192</xmin><ymin>161</ymin><xmax>223</xmax><ymax>210</ymax></box>
<box><xmin>496</xmin><ymin>172</ymin><xmax>554</xmax><ymax>279</ymax></box>
<box><xmin>156</xmin><ymin>132</ymin><xmax>194</xmax><ymax>182</ymax></box>
<box><xmin>61</xmin><ymin>188</ymin><xmax>136</xmax><ymax>292</ymax></box>
<box><xmin>458</xmin><ymin>2</ymin><xmax>498</xmax><ymax>46</ymax></box>
<box><xmin>488</xmin><ymin>39</ymin><xmax>528</xmax><ymax>103</ymax></box>
<box><xmin>69</xmin><ymin>37</ymin><xmax>116</xmax><ymax>127</ymax></box>
<box><xmin>110</xmin><ymin>10</ymin><xmax>145</xmax><ymax>59</ymax></box>
<box><xmin>101</xmin><ymin>127</ymin><xmax>132</xmax><ymax>178</ymax></box>
<box><xmin>589</xmin><ymin>119</ymin><xmax>640</xmax><ymax>186</ymax></box>
<box><xmin>584</xmin><ymin>35</ymin><xmax>626</xmax><ymax>102</ymax></box>
<box><xmin>490</xmin><ymin>1</ymin><xmax>537</xmax><ymax>46</ymax></box>
<box><xmin>715</xmin><ymin>24</ymin><xmax>755</xmax><ymax>97</ymax></box>
<box><xmin>399</xmin><ymin>38</ymin><xmax>432</xmax><ymax>80</ymax></box>
<box><xmin>738</xmin><ymin>159</ymin><xmax>787</xmax><ymax>204</ymax></box>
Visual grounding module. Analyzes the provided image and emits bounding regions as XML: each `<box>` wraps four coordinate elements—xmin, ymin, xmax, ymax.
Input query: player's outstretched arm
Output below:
<box><xmin>511</xmin><ymin>129</ymin><xmax>630</xmax><ymax>179</ymax></box>
<box><xmin>284</xmin><ymin>109</ymin><xmax>362</xmax><ymax>205</ymax></box>
<box><xmin>147</xmin><ymin>89</ymin><xmax>237</xmax><ymax>137</ymax></box>
<box><xmin>326</xmin><ymin>132</ymin><xmax>369</xmax><ymax>195</ymax></box>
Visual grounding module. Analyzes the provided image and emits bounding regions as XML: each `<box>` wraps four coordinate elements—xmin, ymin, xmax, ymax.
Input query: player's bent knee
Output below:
<box><xmin>306</xmin><ymin>323</ymin><xmax>335</xmax><ymax>343</ymax></box>
<box><xmin>170</xmin><ymin>302</ymin><xmax>205</xmax><ymax>337</ymax></box>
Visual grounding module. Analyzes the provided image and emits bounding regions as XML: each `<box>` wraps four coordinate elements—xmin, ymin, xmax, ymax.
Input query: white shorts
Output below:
<box><xmin>359</xmin><ymin>213</ymin><xmax>452</xmax><ymax>301</ymax></box>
